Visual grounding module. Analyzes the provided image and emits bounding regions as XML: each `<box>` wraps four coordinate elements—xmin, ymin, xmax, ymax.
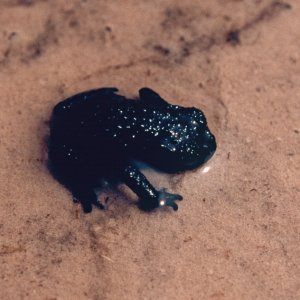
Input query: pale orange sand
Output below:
<box><xmin>0</xmin><ymin>1</ymin><xmax>299</xmax><ymax>299</ymax></box>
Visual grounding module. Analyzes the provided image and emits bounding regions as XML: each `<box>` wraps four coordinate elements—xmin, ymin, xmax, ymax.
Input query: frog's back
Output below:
<box><xmin>50</xmin><ymin>88</ymin><xmax>127</xmax><ymax>146</ymax></box>
<box><xmin>48</xmin><ymin>88</ymin><xmax>133</xmax><ymax>189</ymax></box>
<box><xmin>52</xmin><ymin>88</ymin><xmax>122</xmax><ymax>123</ymax></box>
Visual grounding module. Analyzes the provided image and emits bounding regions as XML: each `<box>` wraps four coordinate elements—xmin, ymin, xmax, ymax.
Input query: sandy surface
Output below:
<box><xmin>0</xmin><ymin>0</ymin><xmax>299</xmax><ymax>299</ymax></box>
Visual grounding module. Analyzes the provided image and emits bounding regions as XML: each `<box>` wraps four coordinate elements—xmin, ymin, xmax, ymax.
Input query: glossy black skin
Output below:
<box><xmin>48</xmin><ymin>88</ymin><xmax>216</xmax><ymax>212</ymax></box>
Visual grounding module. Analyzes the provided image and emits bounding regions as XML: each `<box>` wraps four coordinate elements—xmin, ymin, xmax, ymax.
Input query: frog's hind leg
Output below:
<box><xmin>72</xmin><ymin>184</ymin><xmax>104</xmax><ymax>213</ymax></box>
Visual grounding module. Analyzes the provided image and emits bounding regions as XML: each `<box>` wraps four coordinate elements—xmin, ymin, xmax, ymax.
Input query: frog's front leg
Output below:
<box><xmin>120</xmin><ymin>165</ymin><xmax>183</xmax><ymax>211</ymax></box>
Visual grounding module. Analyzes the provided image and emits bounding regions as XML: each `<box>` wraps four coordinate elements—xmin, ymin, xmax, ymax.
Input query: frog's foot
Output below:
<box><xmin>72</xmin><ymin>186</ymin><xmax>104</xmax><ymax>213</ymax></box>
<box><xmin>138</xmin><ymin>188</ymin><xmax>183</xmax><ymax>212</ymax></box>
<box><xmin>158</xmin><ymin>188</ymin><xmax>183</xmax><ymax>211</ymax></box>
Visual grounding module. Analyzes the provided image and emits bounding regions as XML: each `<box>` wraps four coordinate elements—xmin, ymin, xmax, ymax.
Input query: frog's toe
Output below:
<box><xmin>158</xmin><ymin>189</ymin><xmax>183</xmax><ymax>211</ymax></box>
<box><xmin>82</xmin><ymin>201</ymin><xmax>93</xmax><ymax>213</ymax></box>
<box><xmin>166</xmin><ymin>200</ymin><xmax>178</xmax><ymax>211</ymax></box>
<box><xmin>90</xmin><ymin>196</ymin><xmax>105</xmax><ymax>210</ymax></box>
<box><xmin>93</xmin><ymin>199</ymin><xmax>105</xmax><ymax>210</ymax></box>
<box><xmin>72</xmin><ymin>186</ymin><xmax>100</xmax><ymax>213</ymax></box>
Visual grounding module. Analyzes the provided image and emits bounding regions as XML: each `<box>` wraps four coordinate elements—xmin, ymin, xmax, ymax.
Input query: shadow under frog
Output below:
<box><xmin>48</xmin><ymin>87</ymin><xmax>216</xmax><ymax>212</ymax></box>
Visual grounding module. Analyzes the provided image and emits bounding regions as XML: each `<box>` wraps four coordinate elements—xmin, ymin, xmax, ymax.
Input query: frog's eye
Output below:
<box><xmin>139</xmin><ymin>87</ymin><xmax>168</xmax><ymax>108</ymax></box>
<box><xmin>187</xmin><ymin>108</ymin><xmax>207</xmax><ymax>125</ymax></box>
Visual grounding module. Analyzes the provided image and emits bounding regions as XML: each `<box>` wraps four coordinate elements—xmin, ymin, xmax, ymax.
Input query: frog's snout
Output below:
<box><xmin>202</xmin><ymin>129</ymin><xmax>217</xmax><ymax>162</ymax></box>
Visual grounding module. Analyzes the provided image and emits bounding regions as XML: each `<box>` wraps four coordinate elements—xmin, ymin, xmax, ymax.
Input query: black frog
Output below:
<box><xmin>48</xmin><ymin>87</ymin><xmax>216</xmax><ymax>212</ymax></box>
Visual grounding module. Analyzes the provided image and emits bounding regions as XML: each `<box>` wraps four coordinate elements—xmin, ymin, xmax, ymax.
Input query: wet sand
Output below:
<box><xmin>0</xmin><ymin>0</ymin><xmax>299</xmax><ymax>299</ymax></box>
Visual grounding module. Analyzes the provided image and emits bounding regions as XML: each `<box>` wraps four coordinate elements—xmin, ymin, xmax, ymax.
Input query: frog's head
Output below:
<box><xmin>157</xmin><ymin>107</ymin><xmax>216</xmax><ymax>172</ymax></box>
<box><xmin>138</xmin><ymin>88</ymin><xmax>217</xmax><ymax>173</ymax></box>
